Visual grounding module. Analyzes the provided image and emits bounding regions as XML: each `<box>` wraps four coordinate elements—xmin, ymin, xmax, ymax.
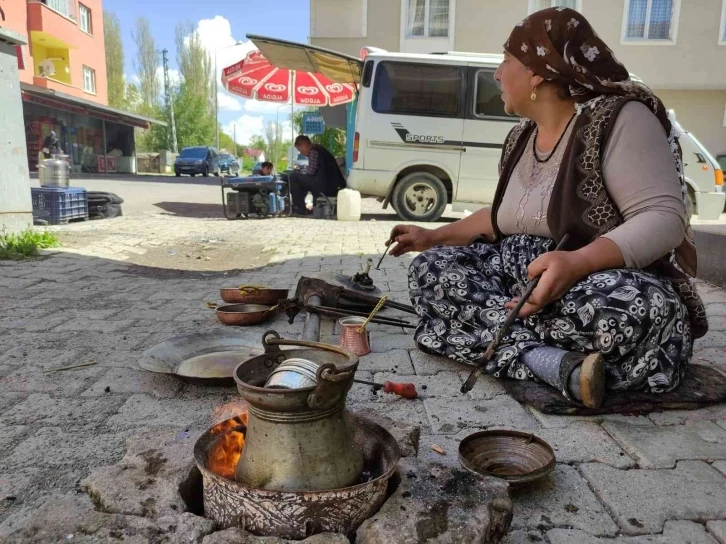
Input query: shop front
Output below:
<box><xmin>21</xmin><ymin>83</ymin><xmax>165</xmax><ymax>174</ymax></box>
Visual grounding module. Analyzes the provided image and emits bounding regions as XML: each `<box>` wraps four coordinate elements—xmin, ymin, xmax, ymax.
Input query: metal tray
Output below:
<box><xmin>138</xmin><ymin>330</ymin><xmax>263</xmax><ymax>386</ymax></box>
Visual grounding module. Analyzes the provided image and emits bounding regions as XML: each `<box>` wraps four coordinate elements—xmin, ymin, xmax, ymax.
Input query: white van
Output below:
<box><xmin>246</xmin><ymin>36</ymin><xmax>724</xmax><ymax>221</ymax></box>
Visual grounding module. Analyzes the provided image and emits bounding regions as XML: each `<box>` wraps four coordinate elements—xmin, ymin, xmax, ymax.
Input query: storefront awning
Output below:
<box><xmin>20</xmin><ymin>83</ymin><xmax>166</xmax><ymax>129</ymax></box>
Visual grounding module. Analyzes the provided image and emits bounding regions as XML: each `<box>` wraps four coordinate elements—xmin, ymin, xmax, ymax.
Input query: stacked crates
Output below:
<box><xmin>31</xmin><ymin>187</ymin><xmax>88</xmax><ymax>225</ymax></box>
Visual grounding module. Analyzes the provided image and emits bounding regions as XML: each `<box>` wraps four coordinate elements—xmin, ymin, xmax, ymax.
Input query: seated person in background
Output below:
<box><xmin>42</xmin><ymin>131</ymin><xmax>62</xmax><ymax>159</ymax></box>
<box><xmin>259</xmin><ymin>161</ymin><xmax>273</xmax><ymax>176</ymax></box>
<box><xmin>288</xmin><ymin>135</ymin><xmax>346</xmax><ymax>214</ymax></box>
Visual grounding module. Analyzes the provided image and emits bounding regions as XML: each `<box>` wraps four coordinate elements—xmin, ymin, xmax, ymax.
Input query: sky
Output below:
<box><xmin>103</xmin><ymin>0</ymin><xmax>310</xmax><ymax>145</ymax></box>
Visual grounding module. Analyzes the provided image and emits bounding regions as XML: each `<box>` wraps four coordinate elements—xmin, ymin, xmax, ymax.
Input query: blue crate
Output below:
<box><xmin>31</xmin><ymin>187</ymin><xmax>88</xmax><ymax>225</ymax></box>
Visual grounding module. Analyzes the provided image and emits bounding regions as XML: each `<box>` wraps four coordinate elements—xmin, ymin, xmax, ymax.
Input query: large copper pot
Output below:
<box><xmin>233</xmin><ymin>331</ymin><xmax>364</xmax><ymax>492</ymax></box>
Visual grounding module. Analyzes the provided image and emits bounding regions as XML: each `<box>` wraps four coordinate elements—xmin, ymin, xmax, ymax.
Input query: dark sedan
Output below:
<box><xmin>219</xmin><ymin>154</ymin><xmax>240</xmax><ymax>176</ymax></box>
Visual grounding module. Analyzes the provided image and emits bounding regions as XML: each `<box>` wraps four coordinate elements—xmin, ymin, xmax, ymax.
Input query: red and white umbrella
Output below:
<box><xmin>221</xmin><ymin>50</ymin><xmax>356</xmax><ymax>107</ymax></box>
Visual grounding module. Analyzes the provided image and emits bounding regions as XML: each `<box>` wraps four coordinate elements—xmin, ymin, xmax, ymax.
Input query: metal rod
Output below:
<box><xmin>338</xmin><ymin>288</ymin><xmax>415</xmax><ymax>314</ymax></box>
<box><xmin>302</xmin><ymin>294</ymin><xmax>322</xmax><ymax>342</ymax></box>
<box><xmin>375</xmin><ymin>240</ymin><xmax>395</xmax><ymax>270</ymax></box>
<box><xmin>307</xmin><ymin>305</ymin><xmax>415</xmax><ymax>328</ymax></box>
<box><xmin>461</xmin><ymin>234</ymin><xmax>571</xmax><ymax>393</ymax></box>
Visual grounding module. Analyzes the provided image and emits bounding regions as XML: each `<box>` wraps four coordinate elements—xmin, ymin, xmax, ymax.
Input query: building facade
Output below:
<box><xmin>310</xmin><ymin>0</ymin><xmax>726</xmax><ymax>156</ymax></box>
<box><xmin>2</xmin><ymin>0</ymin><xmax>160</xmax><ymax>173</ymax></box>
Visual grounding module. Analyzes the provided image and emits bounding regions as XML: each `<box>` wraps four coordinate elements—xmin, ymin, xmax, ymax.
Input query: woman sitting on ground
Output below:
<box><xmin>389</xmin><ymin>7</ymin><xmax>707</xmax><ymax>409</ymax></box>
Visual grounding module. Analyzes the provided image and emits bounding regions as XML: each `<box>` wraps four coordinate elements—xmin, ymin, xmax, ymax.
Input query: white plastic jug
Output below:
<box><xmin>336</xmin><ymin>189</ymin><xmax>361</xmax><ymax>221</ymax></box>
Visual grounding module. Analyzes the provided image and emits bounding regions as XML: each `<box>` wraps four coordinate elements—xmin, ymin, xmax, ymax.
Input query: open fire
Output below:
<box><xmin>208</xmin><ymin>413</ymin><xmax>248</xmax><ymax>479</ymax></box>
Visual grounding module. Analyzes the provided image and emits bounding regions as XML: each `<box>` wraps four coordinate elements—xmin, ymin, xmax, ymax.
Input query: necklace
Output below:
<box><xmin>533</xmin><ymin>113</ymin><xmax>577</xmax><ymax>164</ymax></box>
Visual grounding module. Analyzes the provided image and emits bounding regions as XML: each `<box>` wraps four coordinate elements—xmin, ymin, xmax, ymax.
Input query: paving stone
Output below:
<box><xmin>355</xmin><ymin>350</ymin><xmax>415</xmax><ymax>374</ymax></box>
<box><xmin>0</xmin><ymin>426</ymin><xmax>30</xmax><ymax>454</ymax></box>
<box><xmin>708</xmin><ymin>521</ymin><xmax>726</xmax><ymax>544</ymax></box>
<box><xmin>424</xmin><ymin>395</ymin><xmax>539</xmax><ymax>434</ymax></box>
<box><xmin>510</xmin><ymin>464</ymin><xmax>618</xmax><ymax>536</ymax></box>
<box><xmin>84</xmin><ymin>426</ymin><xmax>202</xmax><ymax>518</ymax></box>
<box><xmin>372</xmin><ymin>371</ymin><xmax>462</xmax><ymax>399</ymax></box>
<box><xmin>355</xmin><ymin>457</ymin><xmax>512</xmax><ymax>544</ymax></box>
<box><xmin>0</xmin><ymin>468</ymin><xmax>42</xmax><ymax>508</ymax></box>
<box><xmin>462</xmin><ymin>372</ymin><xmax>509</xmax><ymax>400</ymax></box>
<box><xmin>527</xmin><ymin>407</ymin><xmax>654</xmax><ymax>429</ymax></box>
<box><xmin>52</xmin><ymin>318</ymin><xmax>136</xmax><ymax>334</ymax></box>
<box><xmin>4</xmin><ymin>427</ymin><xmax>130</xmax><ymax>470</ymax></box>
<box><xmin>349</xmin><ymin>408</ymin><xmax>421</xmax><ymax>457</ymax></box>
<box><xmin>416</xmin><ymin>433</ymin><xmax>461</xmax><ymax>468</ymax></box>
<box><xmin>0</xmin><ymin>393</ymin><xmax>125</xmax><ymax>429</ymax></box>
<box><xmin>0</xmin><ymin>317</ymin><xmax>69</xmax><ymax>332</ymax></box>
<box><xmin>410</xmin><ymin>350</ymin><xmax>470</xmax><ymax>375</ymax></box>
<box><xmin>648</xmin><ymin>404</ymin><xmax>726</xmax><ymax>425</ymax></box>
<box><xmin>548</xmin><ymin>520</ymin><xmax>719</xmax><ymax>544</ymax></box>
<box><xmin>697</xmin><ymin>331</ymin><xmax>726</xmax><ymax>349</ymax></box>
<box><xmin>369</xmin><ymin>333</ymin><xmax>418</xmax><ymax>353</ymax></box>
<box><xmin>352</xmin><ymin>400</ymin><xmax>430</xmax><ymax>430</ymax></box>
<box><xmin>602</xmin><ymin>420</ymin><xmax>726</xmax><ymax>468</ymax></box>
<box><xmin>108</xmin><ymin>394</ymin><xmax>219</xmax><ymax>429</ymax></box>
<box><xmin>713</xmin><ymin>461</ymin><xmax>726</xmax><ymax>477</ymax></box>
<box><xmin>82</xmin><ymin>368</ymin><xmax>183</xmax><ymax>398</ymax></box>
<box><xmin>203</xmin><ymin>529</ymin><xmax>350</xmax><ymax>543</ymax></box>
<box><xmin>501</xmin><ymin>530</ymin><xmax>547</xmax><ymax>544</ymax></box>
<box><xmin>580</xmin><ymin>460</ymin><xmax>726</xmax><ymax>535</ymax></box>
<box><xmin>0</xmin><ymin>356</ymin><xmax>107</xmax><ymax>396</ymax></box>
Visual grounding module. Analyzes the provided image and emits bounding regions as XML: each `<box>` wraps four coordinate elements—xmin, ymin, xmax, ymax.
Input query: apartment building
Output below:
<box><xmin>2</xmin><ymin>0</ymin><xmax>160</xmax><ymax>173</ymax></box>
<box><xmin>310</xmin><ymin>0</ymin><xmax>726</xmax><ymax>156</ymax></box>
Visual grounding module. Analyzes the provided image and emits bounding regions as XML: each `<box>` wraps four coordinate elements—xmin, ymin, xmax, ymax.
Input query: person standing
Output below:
<box><xmin>42</xmin><ymin>130</ymin><xmax>62</xmax><ymax>159</ymax></box>
<box><xmin>288</xmin><ymin>135</ymin><xmax>346</xmax><ymax>214</ymax></box>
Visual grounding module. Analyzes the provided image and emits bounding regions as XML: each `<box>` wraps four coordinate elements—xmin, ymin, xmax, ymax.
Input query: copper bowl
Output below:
<box><xmin>216</xmin><ymin>304</ymin><xmax>277</xmax><ymax>326</ymax></box>
<box><xmin>458</xmin><ymin>430</ymin><xmax>556</xmax><ymax>488</ymax></box>
<box><xmin>220</xmin><ymin>287</ymin><xmax>289</xmax><ymax>305</ymax></box>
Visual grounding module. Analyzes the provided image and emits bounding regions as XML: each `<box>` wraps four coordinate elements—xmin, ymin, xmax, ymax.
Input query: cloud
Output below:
<box><xmin>218</xmin><ymin>92</ymin><xmax>242</xmax><ymax>112</ymax></box>
<box><xmin>155</xmin><ymin>66</ymin><xmax>181</xmax><ymax>89</ymax></box>
<box><xmin>189</xmin><ymin>16</ymin><xmax>256</xmax><ymax>85</ymax></box>
<box><xmin>222</xmin><ymin>114</ymin><xmax>265</xmax><ymax>145</ymax></box>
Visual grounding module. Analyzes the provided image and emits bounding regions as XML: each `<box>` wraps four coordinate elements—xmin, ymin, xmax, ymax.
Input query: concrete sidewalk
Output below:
<box><xmin>1</xmin><ymin>212</ymin><xmax>725</xmax><ymax>543</ymax></box>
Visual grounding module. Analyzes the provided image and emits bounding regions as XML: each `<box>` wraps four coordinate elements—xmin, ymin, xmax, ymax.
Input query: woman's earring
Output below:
<box><xmin>530</xmin><ymin>88</ymin><xmax>537</xmax><ymax>101</ymax></box>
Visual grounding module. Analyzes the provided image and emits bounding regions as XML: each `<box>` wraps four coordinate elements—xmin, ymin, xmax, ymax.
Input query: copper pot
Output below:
<box><xmin>220</xmin><ymin>287</ymin><xmax>289</xmax><ymax>305</ymax></box>
<box><xmin>233</xmin><ymin>331</ymin><xmax>364</xmax><ymax>492</ymax></box>
<box><xmin>216</xmin><ymin>304</ymin><xmax>277</xmax><ymax>326</ymax></box>
<box><xmin>338</xmin><ymin>317</ymin><xmax>371</xmax><ymax>356</ymax></box>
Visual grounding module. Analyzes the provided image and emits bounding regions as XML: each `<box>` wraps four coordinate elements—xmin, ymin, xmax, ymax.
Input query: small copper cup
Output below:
<box><xmin>338</xmin><ymin>317</ymin><xmax>371</xmax><ymax>356</ymax></box>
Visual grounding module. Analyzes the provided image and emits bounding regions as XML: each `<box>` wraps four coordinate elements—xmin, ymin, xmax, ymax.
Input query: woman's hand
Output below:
<box><xmin>387</xmin><ymin>225</ymin><xmax>436</xmax><ymax>256</ymax></box>
<box><xmin>504</xmin><ymin>250</ymin><xmax>588</xmax><ymax>318</ymax></box>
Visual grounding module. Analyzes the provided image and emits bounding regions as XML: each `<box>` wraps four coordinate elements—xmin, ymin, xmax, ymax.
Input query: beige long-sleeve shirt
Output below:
<box><xmin>497</xmin><ymin>101</ymin><xmax>687</xmax><ymax>269</ymax></box>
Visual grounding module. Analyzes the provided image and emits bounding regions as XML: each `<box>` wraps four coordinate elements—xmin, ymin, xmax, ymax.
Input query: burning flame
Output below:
<box><xmin>208</xmin><ymin>412</ymin><xmax>249</xmax><ymax>480</ymax></box>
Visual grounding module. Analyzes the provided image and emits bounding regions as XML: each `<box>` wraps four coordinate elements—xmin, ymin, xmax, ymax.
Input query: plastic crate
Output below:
<box><xmin>31</xmin><ymin>187</ymin><xmax>88</xmax><ymax>225</ymax></box>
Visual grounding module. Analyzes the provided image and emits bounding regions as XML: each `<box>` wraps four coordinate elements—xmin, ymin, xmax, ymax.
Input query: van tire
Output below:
<box><xmin>686</xmin><ymin>187</ymin><xmax>696</xmax><ymax>218</ymax></box>
<box><xmin>392</xmin><ymin>172</ymin><xmax>448</xmax><ymax>222</ymax></box>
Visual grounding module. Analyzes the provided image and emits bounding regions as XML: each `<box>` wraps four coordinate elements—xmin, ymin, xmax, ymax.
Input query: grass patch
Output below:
<box><xmin>0</xmin><ymin>229</ymin><xmax>60</xmax><ymax>260</ymax></box>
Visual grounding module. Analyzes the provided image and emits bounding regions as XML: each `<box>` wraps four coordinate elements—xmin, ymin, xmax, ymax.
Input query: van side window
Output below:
<box><xmin>474</xmin><ymin>70</ymin><xmax>507</xmax><ymax>119</ymax></box>
<box><xmin>372</xmin><ymin>61</ymin><xmax>461</xmax><ymax>118</ymax></box>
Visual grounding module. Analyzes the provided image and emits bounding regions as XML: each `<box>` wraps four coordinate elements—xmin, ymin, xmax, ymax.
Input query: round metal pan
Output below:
<box><xmin>216</xmin><ymin>304</ymin><xmax>277</xmax><ymax>326</ymax></box>
<box><xmin>138</xmin><ymin>330</ymin><xmax>263</xmax><ymax>386</ymax></box>
<box><xmin>458</xmin><ymin>429</ymin><xmax>556</xmax><ymax>488</ymax></box>
<box><xmin>220</xmin><ymin>287</ymin><xmax>289</xmax><ymax>305</ymax></box>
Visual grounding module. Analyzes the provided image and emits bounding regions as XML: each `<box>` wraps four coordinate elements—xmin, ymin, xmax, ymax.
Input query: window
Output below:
<box><xmin>406</xmin><ymin>0</ymin><xmax>449</xmax><ymax>38</ymax></box>
<box><xmin>43</xmin><ymin>0</ymin><xmax>74</xmax><ymax>19</ymax></box>
<box><xmin>372</xmin><ymin>62</ymin><xmax>462</xmax><ymax>117</ymax></box>
<box><xmin>83</xmin><ymin>66</ymin><xmax>96</xmax><ymax>94</ymax></box>
<box><xmin>79</xmin><ymin>4</ymin><xmax>92</xmax><ymax>34</ymax></box>
<box><xmin>529</xmin><ymin>0</ymin><xmax>580</xmax><ymax>13</ymax></box>
<box><xmin>623</xmin><ymin>0</ymin><xmax>679</xmax><ymax>42</ymax></box>
<box><xmin>473</xmin><ymin>71</ymin><xmax>507</xmax><ymax>119</ymax></box>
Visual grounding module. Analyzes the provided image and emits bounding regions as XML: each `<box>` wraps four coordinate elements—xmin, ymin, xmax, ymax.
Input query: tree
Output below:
<box><xmin>132</xmin><ymin>17</ymin><xmax>160</xmax><ymax>111</ymax></box>
<box><xmin>172</xmin><ymin>83</ymin><xmax>216</xmax><ymax>150</ymax></box>
<box><xmin>175</xmin><ymin>22</ymin><xmax>213</xmax><ymax>112</ymax></box>
<box><xmin>248</xmin><ymin>135</ymin><xmax>268</xmax><ymax>156</ymax></box>
<box><xmin>103</xmin><ymin>11</ymin><xmax>126</xmax><ymax>109</ymax></box>
<box><xmin>264</xmin><ymin>120</ymin><xmax>284</xmax><ymax>166</ymax></box>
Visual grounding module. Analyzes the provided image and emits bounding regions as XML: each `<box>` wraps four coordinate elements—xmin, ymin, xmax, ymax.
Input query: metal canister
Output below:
<box><xmin>41</xmin><ymin>155</ymin><xmax>70</xmax><ymax>187</ymax></box>
<box><xmin>233</xmin><ymin>332</ymin><xmax>364</xmax><ymax>492</ymax></box>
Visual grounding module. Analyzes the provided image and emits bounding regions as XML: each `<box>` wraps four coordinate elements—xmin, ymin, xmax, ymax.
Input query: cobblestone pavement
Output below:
<box><xmin>1</xmin><ymin>209</ymin><xmax>726</xmax><ymax>543</ymax></box>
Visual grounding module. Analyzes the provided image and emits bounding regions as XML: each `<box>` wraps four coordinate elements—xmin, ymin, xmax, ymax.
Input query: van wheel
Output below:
<box><xmin>686</xmin><ymin>187</ymin><xmax>697</xmax><ymax>218</ymax></box>
<box><xmin>392</xmin><ymin>172</ymin><xmax>447</xmax><ymax>222</ymax></box>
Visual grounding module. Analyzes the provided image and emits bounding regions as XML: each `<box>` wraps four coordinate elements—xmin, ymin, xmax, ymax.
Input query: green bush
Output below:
<box><xmin>0</xmin><ymin>229</ymin><xmax>60</xmax><ymax>260</ymax></box>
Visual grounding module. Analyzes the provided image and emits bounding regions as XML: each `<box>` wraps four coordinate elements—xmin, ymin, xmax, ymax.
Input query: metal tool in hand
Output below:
<box><xmin>376</xmin><ymin>239</ymin><xmax>396</xmax><ymax>270</ymax></box>
<box><xmin>460</xmin><ymin>234</ymin><xmax>571</xmax><ymax>394</ymax></box>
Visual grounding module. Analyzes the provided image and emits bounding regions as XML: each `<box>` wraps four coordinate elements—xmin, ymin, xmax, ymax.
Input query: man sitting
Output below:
<box><xmin>288</xmin><ymin>136</ymin><xmax>346</xmax><ymax>214</ymax></box>
<box><xmin>253</xmin><ymin>161</ymin><xmax>274</xmax><ymax>176</ymax></box>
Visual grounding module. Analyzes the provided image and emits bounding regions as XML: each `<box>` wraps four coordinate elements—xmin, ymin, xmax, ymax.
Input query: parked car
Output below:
<box><xmin>219</xmin><ymin>154</ymin><xmax>240</xmax><ymax>176</ymax></box>
<box><xmin>293</xmin><ymin>153</ymin><xmax>308</xmax><ymax>171</ymax></box>
<box><xmin>174</xmin><ymin>147</ymin><xmax>220</xmax><ymax>177</ymax></box>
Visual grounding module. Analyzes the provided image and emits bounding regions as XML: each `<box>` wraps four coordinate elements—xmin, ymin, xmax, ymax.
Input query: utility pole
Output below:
<box><xmin>162</xmin><ymin>49</ymin><xmax>178</xmax><ymax>153</ymax></box>
<box><xmin>233</xmin><ymin>123</ymin><xmax>237</xmax><ymax>157</ymax></box>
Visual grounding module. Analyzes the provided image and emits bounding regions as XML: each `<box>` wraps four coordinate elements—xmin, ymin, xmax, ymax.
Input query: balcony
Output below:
<box><xmin>27</xmin><ymin>1</ymin><xmax>80</xmax><ymax>50</ymax></box>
